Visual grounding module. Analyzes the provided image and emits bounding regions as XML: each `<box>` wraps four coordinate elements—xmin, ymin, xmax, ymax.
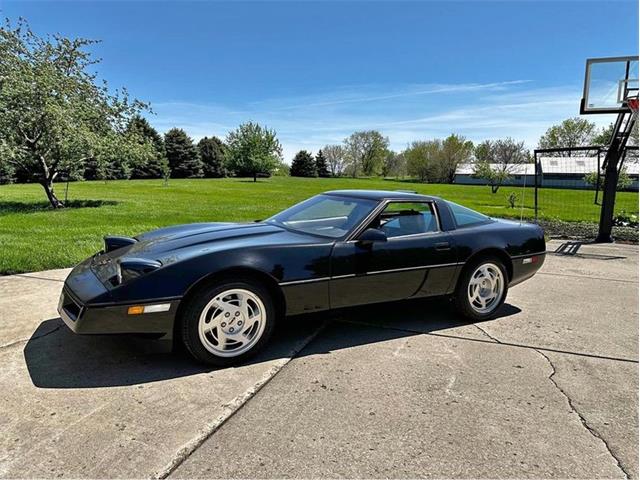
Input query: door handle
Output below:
<box><xmin>435</xmin><ymin>242</ymin><xmax>451</xmax><ymax>251</ymax></box>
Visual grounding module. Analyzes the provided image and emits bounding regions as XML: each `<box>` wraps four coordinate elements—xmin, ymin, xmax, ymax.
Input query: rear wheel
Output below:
<box><xmin>454</xmin><ymin>258</ymin><xmax>508</xmax><ymax>321</ymax></box>
<box><xmin>181</xmin><ymin>279</ymin><xmax>275</xmax><ymax>366</ymax></box>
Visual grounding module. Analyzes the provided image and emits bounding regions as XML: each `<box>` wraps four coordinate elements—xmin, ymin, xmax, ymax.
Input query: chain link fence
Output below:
<box><xmin>532</xmin><ymin>146</ymin><xmax>638</xmax><ymax>241</ymax></box>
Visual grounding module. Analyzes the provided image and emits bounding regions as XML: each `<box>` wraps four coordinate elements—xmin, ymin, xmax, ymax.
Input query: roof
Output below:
<box><xmin>324</xmin><ymin>189</ymin><xmax>438</xmax><ymax>201</ymax></box>
<box><xmin>539</xmin><ymin>156</ymin><xmax>639</xmax><ymax>175</ymax></box>
<box><xmin>456</xmin><ymin>158</ymin><xmax>640</xmax><ymax>176</ymax></box>
<box><xmin>455</xmin><ymin>164</ymin><xmax>536</xmax><ymax>176</ymax></box>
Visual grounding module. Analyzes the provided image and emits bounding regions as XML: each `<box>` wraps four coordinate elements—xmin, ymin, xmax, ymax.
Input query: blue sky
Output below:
<box><xmin>2</xmin><ymin>1</ymin><xmax>638</xmax><ymax>161</ymax></box>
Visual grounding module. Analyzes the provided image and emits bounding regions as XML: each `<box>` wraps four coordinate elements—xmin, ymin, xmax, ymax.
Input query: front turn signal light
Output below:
<box><xmin>127</xmin><ymin>304</ymin><xmax>171</xmax><ymax>315</ymax></box>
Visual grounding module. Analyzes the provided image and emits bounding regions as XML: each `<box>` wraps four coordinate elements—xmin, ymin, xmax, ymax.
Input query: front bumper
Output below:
<box><xmin>58</xmin><ymin>283</ymin><xmax>179</xmax><ymax>337</ymax></box>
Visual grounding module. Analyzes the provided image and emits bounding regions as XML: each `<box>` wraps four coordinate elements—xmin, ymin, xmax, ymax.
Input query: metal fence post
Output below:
<box><xmin>533</xmin><ymin>151</ymin><xmax>539</xmax><ymax>223</ymax></box>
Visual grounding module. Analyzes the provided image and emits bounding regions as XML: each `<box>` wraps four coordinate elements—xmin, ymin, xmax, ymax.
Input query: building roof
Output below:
<box><xmin>455</xmin><ymin>164</ymin><xmax>536</xmax><ymax>175</ymax></box>
<box><xmin>455</xmin><ymin>158</ymin><xmax>639</xmax><ymax>176</ymax></box>
<box><xmin>539</xmin><ymin>157</ymin><xmax>639</xmax><ymax>175</ymax></box>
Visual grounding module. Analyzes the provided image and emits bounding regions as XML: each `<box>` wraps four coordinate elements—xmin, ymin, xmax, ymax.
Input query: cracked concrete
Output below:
<box><xmin>0</xmin><ymin>240</ymin><xmax>638</xmax><ymax>478</ymax></box>
<box><xmin>475</xmin><ymin>323</ymin><xmax>631</xmax><ymax>479</ymax></box>
<box><xmin>536</xmin><ymin>349</ymin><xmax>630</xmax><ymax>479</ymax></box>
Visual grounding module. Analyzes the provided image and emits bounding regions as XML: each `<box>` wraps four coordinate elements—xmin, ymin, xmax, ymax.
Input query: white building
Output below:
<box><xmin>454</xmin><ymin>157</ymin><xmax>639</xmax><ymax>191</ymax></box>
<box><xmin>454</xmin><ymin>163</ymin><xmax>536</xmax><ymax>186</ymax></box>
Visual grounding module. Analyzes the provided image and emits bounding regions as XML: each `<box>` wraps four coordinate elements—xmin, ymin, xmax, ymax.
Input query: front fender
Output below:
<box><xmin>106</xmin><ymin>243</ymin><xmax>333</xmax><ymax>305</ymax></box>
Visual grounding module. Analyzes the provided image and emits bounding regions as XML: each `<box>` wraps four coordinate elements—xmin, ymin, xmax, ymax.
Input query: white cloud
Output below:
<box><xmin>149</xmin><ymin>81</ymin><xmax>618</xmax><ymax>163</ymax></box>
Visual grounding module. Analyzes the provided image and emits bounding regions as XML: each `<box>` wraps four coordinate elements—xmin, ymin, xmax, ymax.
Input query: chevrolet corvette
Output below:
<box><xmin>58</xmin><ymin>190</ymin><xmax>545</xmax><ymax>365</ymax></box>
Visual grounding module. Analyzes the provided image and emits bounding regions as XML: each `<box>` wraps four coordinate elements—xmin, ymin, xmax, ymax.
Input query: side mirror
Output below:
<box><xmin>357</xmin><ymin>228</ymin><xmax>387</xmax><ymax>246</ymax></box>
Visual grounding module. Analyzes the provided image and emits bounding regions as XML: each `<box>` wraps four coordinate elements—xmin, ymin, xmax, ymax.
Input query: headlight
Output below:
<box><xmin>118</xmin><ymin>258</ymin><xmax>162</xmax><ymax>284</ymax></box>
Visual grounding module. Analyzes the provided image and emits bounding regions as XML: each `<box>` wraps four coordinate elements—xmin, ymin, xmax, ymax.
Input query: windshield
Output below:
<box><xmin>267</xmin><ymin>194</ymin><xmax>378</xmax><ymax>239</ymax></box>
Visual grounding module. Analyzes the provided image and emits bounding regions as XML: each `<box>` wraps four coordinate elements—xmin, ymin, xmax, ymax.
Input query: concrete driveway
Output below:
<box><xmin>0</xmin><ymin>240</ymin><xmax>637</xmax><ymax>479</ymax></box>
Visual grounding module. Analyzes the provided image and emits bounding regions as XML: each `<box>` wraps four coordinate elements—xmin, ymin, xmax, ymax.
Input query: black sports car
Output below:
<box><xmin>58</xmin><ymin>190</ymin><xmax>545</xmax><ymax>365</ymax></box>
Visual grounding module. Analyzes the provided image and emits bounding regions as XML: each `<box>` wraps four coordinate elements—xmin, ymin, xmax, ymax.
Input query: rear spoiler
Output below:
<box><xmin>104</xmin><ymin>236</ymin><xmax>137</xmax><ymax>253</ymax></box>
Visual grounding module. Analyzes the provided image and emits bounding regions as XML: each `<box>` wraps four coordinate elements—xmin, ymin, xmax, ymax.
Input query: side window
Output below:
<box><xmin>376</xmin><ymin>202</ymin><xmax>438</xmax><ymax>238</ymax></box>
<box><xmin>447</xmin><ymin>201</ymin><xmax>490</xmax><ymax>228</ymax></box>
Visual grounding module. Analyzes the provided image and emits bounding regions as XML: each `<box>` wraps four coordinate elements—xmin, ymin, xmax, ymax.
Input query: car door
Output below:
<box><xmin>329</xmin><ymin>201</ymin><xmax>458</xmax><ymax>308</ymax></box>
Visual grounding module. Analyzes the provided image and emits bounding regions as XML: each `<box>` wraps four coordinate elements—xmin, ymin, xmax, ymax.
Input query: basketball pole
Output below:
<box><xmin>595</xmin><ymin>101</ymin><xmax>637</xmax><ymax>243</ymax></box>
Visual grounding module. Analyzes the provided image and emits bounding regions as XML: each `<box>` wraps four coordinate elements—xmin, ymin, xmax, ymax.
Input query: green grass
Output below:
<box><xmin>1</xmin><ymin>177</ymin><xmax>637</xmax><ymax>274</ymax></box>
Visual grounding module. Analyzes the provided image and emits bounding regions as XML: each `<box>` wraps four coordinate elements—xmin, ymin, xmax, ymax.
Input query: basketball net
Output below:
<box><xmin>628</xmin><ymin>96</ymin><xmax>639</xmax><ymax>121</ymax></box>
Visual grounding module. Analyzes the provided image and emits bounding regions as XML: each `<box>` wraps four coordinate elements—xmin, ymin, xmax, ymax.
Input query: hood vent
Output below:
<box><xmin>104</xmin><ymin>236</ymin><xmax>137</xmax><ymax>253</ymax></box>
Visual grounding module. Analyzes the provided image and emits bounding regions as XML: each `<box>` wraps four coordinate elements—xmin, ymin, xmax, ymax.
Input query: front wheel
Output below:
<box><xmin>454</xmin><ymin>258</ymin><xmax>508</xmax><ymax>321</ymax></box>
<box><xmin>180</xmin><ymin>279</ymin><xmax>275</xmax><ymax>366</ymax></box>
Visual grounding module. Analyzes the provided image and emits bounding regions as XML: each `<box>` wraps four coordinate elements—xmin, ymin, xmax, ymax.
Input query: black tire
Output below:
<box><xmin>180</xmin><ymin>278</ymin><xmax>276</xmax><ymax>366</ymax></box>
<box><xmin>454</xmin><ymin>256</ymin><xmax>509</xmax><ymax>321</ymax></box>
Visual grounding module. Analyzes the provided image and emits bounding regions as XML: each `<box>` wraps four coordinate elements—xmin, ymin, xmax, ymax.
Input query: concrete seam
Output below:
<box><xmin>13</xmin><ymin>274</ymin><xmax>65</xmax><ymax>283</ymax></box>
<box><xmin>152</xmin><ymin>321</ymin><xmax>327</xmax><ymax>479</ymax></box>
<box><xmin>337</xmin><ymin>319</ymin><xmax>637</xmax><ymax>364</ymax></box>
<box><xmin>0</xmin><ymin>326</ymin><xmax>61</xmax><ymax>350</ymax></box>
<box><xmin>537</xmin><ymin>272</ymin><xmax>638</xmax><ymax>284</ymax></box>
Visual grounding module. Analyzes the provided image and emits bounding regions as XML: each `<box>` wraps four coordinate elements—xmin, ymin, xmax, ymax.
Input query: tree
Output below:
<box><xmin>435</xmin><ymin>134</ymin><xmax>474</xmax><ymax>183</ymax></box>
<box><xmin>473</xmin><ymin>138</ymin><xmax>529</xmax><ymax>193</ymax></box>
<box><xmin>538</xmin><ymin>117</ymin><xmax>597</xmax><ymax>154</ymax></box>
<box><xmin>584</xmin><ymin>169</ymin><xmax>632</xmax><ymax>191</ymax></box>
<box><xmin>382</xmin><ymin>150</ymin><xmax>406</xmax><ymax>179</ymax></box>
<box><xmin>164</xmin><ymin>128</ymin><xmax>203</xmax><ymax>178</ymax></box>
<box><xmin>593</xmin><ymin>123</ymin><xmax>615</xmax><ymax>147</ymax></box>
<box><xmin>399</xmin><ymin>135</ymin><xmax>472</xmax><ymax>184</ymax></box>
<box><xmin>85</xmin><ymin>133</ymin><xmax>156</xmax><ymax>181</ymax></box>
<box><xmin>323</xmin><ymin>144</ymin><xmax>346</xmax><ymax>177</ymax></box>
<box><xmin>198</xmin><ymin>136</ymin><xmax>226</xmax><ymax>178</ymax></box>
<box><xmin>474</xmin><ymin>140</ymin><xmax>493</xmax><ymax>163</ymax></box>
<box><xmin>404</xmin><ymin>140</ymin><xmax>441</xmax><ymax>182</ymax></box>
<box><xmin>0</xmin><ymin>164</ymin><xmax>14</xmax><ymax>184</ymax></box>
<box><xmin>290</xmin><ymin>150</ymin><xmax>317</xmax><ymax>177</ymax></box>
<box><xmin>272</xmin><ymin>160</ymin><xmax>290</xmax><ymax>176</ymax></box>
<box><xmin>0</xmin><ymin>142</ymin><xmax>15</xmax><ymax>184</ymax></box>
<box><xmin>0</xmin><ymin>19</ymin><xmax>152</xmax><ymax>207</ymax></box>
<box><xmin>315</xmin><ymin>149</ymin><xmax>330</xmax><ymax>177</ymax></box>
<box><xmin>126</xmin><ymin>116</ymin><xmax>169</xmax><ymax>179</ymax></box>
<box><xmin>225</xmin><ymin>122</ymin><xmax>282</xmax><ymax>182</ymax></box>
<box><xmin>343</xmin><ymin>130</ymin><xmax>389</xmax><ymax>177</ymax></box>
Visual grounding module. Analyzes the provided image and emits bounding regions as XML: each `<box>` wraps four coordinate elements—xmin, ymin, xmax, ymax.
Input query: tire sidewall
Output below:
<box><xmin>181</xmin><ymin>279</ymin><xmax>276</xmax><ymax>366</ymax></box>
<box><xmin>456</xmin><ymin>257</ymin><xmax>509</xmax><ymax>321</ymax></box>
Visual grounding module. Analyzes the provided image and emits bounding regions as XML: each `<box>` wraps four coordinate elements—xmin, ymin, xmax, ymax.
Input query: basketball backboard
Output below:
<box><xmin>581</xmin><ymin>56</ymin><xmax>639</xmax><ymax>114</ymax></box>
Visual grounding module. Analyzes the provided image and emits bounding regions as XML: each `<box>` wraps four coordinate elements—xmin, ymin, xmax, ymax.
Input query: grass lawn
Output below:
<box><xmin>1</xmin><ymin>176</ymin><xmax>638</xmax><ymax>274</ymax></box>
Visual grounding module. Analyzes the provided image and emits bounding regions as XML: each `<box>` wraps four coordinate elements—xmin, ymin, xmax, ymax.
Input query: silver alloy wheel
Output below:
<box><xmin>467</xmin><ymin>263</ymin><xmax>505</xmax><ymax>314</ymax></box>
<box><xmin>198</xmin><ymin>288</ymin><xmax>267</xmax><ymax>358</ymax></box>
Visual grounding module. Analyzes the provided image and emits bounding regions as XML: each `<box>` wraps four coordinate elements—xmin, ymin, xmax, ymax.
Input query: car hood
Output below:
<box><xmin>110</xmin><ymin>222</ymin><xmax>317</xmax><ymax>265</ymax></box>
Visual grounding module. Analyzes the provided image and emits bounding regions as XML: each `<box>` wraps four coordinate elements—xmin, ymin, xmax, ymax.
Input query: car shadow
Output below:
<box><xmin>23</xmin><ymin>298</ymin><xmax>521</xmax><ymax>389</ymax></box>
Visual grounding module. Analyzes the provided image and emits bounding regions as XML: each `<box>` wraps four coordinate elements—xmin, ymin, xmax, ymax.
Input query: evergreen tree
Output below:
<box><xmin>126</xmin><ymin>116</ymin><xmax>169</xmax><ymax>179</ymax></box>
<box><xmin>198</xmin><ymin>136</ymin><xmax>226</xmax><ymax>178</ymax></box>
<box><xmin>315</xmin><ymin>149</ymin><xmax>330</xmax><ymax>177</ymax></box>
<box><xmin>290</xmin><ymin>150</ymin><xmax>317</xmax><ymax>177</ymax></box>
<box><xmin>164</xmin><ymin>128</ymin><xmax>203</xmax><ymax>178</ymax></box>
